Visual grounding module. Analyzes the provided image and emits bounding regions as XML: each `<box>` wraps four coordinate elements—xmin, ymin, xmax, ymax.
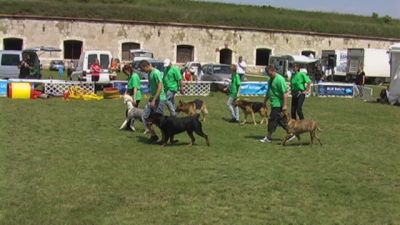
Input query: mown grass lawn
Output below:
<box><xmin>0</xmin><ymin>92</ymin><xmax>400</xmax><ymax>224</ymax></box>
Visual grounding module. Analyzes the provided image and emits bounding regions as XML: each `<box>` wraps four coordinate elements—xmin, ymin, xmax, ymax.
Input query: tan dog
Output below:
<box><xmin>176</xmin><ymin>99</ymin><xmax>208</xmax><ymax>122</ymax></box>
<box><xmin>280</xmin><ymin>112</ymin><xmax>322</xmax><ymax>146</ymax></box>
<box><xmin>234</xmin><ymin>99</ymin><xmax>268</xmax><ymax>125</ymax></box>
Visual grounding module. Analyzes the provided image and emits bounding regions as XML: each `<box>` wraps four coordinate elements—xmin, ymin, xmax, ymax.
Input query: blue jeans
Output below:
<box><xmin>165</xmin><ymin>90</ymin><xmax>177</xmax><ymax>116</ymax></box>
<box><xmin>227</xmin><ymin>96</ymin><xmax>239</xmax><ymax>121</ymax></box>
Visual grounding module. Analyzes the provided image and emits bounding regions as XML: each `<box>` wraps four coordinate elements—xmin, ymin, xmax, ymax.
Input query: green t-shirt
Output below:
<box><xmin>163</xmin><ymin>65</ymin><xmax>182</xmax><ymax>92</ymax></box>
<box><xmin>149</xmin><ymin>68</ymin><xmax>166</xmax><ymax>101</ymax></box>
<box><xmin>230</xmin><ymin>73</ymin><xmax>241</xmax><ymax>98</ymax></box>
<box><xmin>127</xmin><ymin>72</ymin><xmax>142</xmax><ymax>101</ymax></box>
<box><xmin>267</xmin><ymin>74</ymin><xmax>288</xmax><ymax>108</ymax></box>
<box><xmin>291</xmin><ymin>71</ymin><xmax>311</xmax><ymax>92</ymax></box>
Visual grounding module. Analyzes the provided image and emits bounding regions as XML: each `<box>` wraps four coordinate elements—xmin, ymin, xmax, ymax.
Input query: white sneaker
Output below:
<box><xmin>260</xmin><ymin>137</ymin><xmax>272</xmax><ymax>143</ymax></box>
<box><xmin>286</xmin><ymin>135</ymin><xmax>296</xmax><ymax>142</ymax></box>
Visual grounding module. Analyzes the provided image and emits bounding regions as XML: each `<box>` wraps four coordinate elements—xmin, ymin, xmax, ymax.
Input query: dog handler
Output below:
<box><xmin>163</xmin><ymin>59</ymin><xmax>184</xmax><ymax>116</ymax></box>
<box><xmin>224</xmin><ymin>64</ymin><xmax>241</xmax><ymax>123</ymax></box>
<box><xmin>290</xmin><ymin>64</ymin><xmax>311</xmax><ymax>120</ymax></box>
<box><xmin>122</xmin><ymin>64</ymin><xmax>142</xmax><ymax>107</ymax></box>
<box><xmin>140</xmin><ymin>60</ymin><xmax>166</xmax><ymax>142</ymax></box>
<box><xmin>260</xmin><ymin>65</ymin><xmax>295</xmax><ymax>143</ymax></box>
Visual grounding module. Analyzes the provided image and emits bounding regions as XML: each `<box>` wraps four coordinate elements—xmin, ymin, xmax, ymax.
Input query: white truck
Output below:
<box><xmin>71</xmin><ymin>50</ymin><xmax>116</xmax><ymax>82</ymax></box>
<box><xmin>346</xmin><ymin>48</ymin><xmax>390</xmax><ymax>84</ymax></box>
<box><xmin>321</xmin><ymin>50</ymin><xmax>347</xmax><ymax>81</ymax></box>
<box><xmin>130</xmin><ymin>49</ymin><xmax>154</xmax><ymax>61</ymax></box>
<box><xmin>269</xmin><ymin>54</ymin><xmax>319</xmax><ymax>79</ymax></box>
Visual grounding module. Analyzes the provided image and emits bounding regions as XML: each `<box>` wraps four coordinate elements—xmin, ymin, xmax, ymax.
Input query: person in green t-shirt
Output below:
<box><xmin>260</xmin><ymin>65</ymin><xmax>295</xmax><ymax>143</ymax></box>
<box><xmin>163</xmin><ymin>59</ymin><xmax>184</xmax><ymax>116</ymax></box>
<box><xmin>224</xmin><ymin>64</ymin><xmax>241</xmax><ymax>123</ymax></box>
<box><xmin>290</xmin><ymin>64</ymin><xmax>311</xmax><ymax>120</ymax></box>
<box><xmin>122</xmin><ymin>64</ymin><xmax>142</xmax><ymax>107</ymax></box>
<box><xmin>139</xmin><ymin>60</ymin><xmax>166</xmax><ymax>142</ymax></box>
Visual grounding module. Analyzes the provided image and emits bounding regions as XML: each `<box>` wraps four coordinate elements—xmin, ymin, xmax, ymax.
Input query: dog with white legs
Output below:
<box><xmin>120</xmin><ymin>94</ymin><xmax>147</xmax><ymax>132</ymax></box>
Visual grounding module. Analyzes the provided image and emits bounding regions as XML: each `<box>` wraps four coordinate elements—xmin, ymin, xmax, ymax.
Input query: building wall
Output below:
<box><xmin>0</xmin><ymin>17</ymin><xmax>397</xmax><ymax>73</ymax></box>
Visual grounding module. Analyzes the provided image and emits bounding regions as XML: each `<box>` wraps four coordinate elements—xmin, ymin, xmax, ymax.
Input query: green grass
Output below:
<box><xmin>1</xmin><ymin>0</ymin><xmax>400</xmax><ymax>38</ymax></box>
<box><xmin>1</xmin><ymin>92</ymin><xmax>400</xmax><ymax>224</ymax></box>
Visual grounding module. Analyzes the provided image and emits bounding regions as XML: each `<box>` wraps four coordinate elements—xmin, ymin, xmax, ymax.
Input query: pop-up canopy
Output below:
<box><xmin>388</xmin><ymin>43</ymin><xmax>400</xmax><ymax>104</ymax></box>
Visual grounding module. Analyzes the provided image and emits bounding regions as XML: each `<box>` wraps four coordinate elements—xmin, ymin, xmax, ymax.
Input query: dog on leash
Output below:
<box><xmin>280</xmin><ymin>112</ymin><xmax>322</xmax><ymax>146</ymax></box>
<box><xmin>234</xmin><ymin>99</ymin><xmax>268</xmax><ymax>125</ymax></box>
<box><xmin>120</xmin><ymin>95</ymin><xmax>145</xmax><ymax>132</ymax></box>
<box><xmin>148</xmin><ymin>113</ymin><xmax>210</xmax><ymax>147</ymax></box>
<box><xmin>175</xmin><ymin>99</ymin><xmax>208</xmax><ymax>122</ymax></box>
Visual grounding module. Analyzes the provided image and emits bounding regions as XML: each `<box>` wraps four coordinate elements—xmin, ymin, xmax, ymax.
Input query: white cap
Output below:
<box><xmin>163</xmin><ymin>59</ymin><xmax>171</xmax><ymax>67</ymax></box>
<box><xmin>189</xmin><ymin>67</ymin><xmax>196</xmax><ymax>73</ymax></box>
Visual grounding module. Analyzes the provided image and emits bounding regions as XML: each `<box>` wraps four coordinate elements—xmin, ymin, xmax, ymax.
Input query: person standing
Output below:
<box><xmin>90</xmin><ymin>58</ymin><xmax>101</xmax><ymax>82</ymax></box>
<box><xmin>163</xmin><ymin>59</ymin><xmax>184</xmax><ymax>116</ymax></box>
<box><xmin>18</xmin><ymin>54</ymin><xmax>31</xmax><ymax>79</ymax></box>
<box><xmin>290</xmin><ymin>64</ymin><xmax>311</xmax><ymax>120</ymax></box>
<box><xmin>224</xmin><ymin>64</ymin><xmax>241</xmax><ymax>123</ymax></box>
<box><xmin>260</xmin><ymin>65</ymin><xmax>295</xmax><ymax>143</ymax></box>
<box><xmin>237</xmin><ymin>56</ymin><xmax>247</xmax><ymax>81</ymax></box>
<box><xmin>355</xmin><ymin>65</ymin><xmax>366</xmax><ymax>96</ymax></box>
<box><xmin>122</xmin><ymin>64</ymin><xmax>142</xmax><ymax>107</ymax></box>
<box><xmin>140</xmin><ymin>60</ymin><xmax>166</xmax><ymax>142</ymax></box>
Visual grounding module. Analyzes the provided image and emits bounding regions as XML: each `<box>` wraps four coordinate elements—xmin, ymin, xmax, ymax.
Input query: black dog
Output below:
<box><xmin>148</xmin><ymin>113</ymin><xmax>210</xmax><ymax>147</ymax></box>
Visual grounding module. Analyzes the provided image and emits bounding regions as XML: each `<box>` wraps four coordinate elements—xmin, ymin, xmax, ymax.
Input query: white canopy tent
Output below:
<box><xmin>388</xmin><ymin>43</ymin><xmax>400</xmax><ymax>104</ymax></box>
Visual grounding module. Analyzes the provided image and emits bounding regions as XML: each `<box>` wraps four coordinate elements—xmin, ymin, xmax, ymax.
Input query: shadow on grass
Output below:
<box><xmin>136</xmin><ymin>135</ymin><xmax>194</xmax><ymax>147</ymax></box>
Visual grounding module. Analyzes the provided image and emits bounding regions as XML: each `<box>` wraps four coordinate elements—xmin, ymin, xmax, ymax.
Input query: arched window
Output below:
<box><xmin>122</xmin><ymin>42</ymin><xmax>140</xmax><ymax>61</ymax></box>
<box><xmin>64</xmin><ymin>40</ymin><xmax>83</xmax><ymax>59</ymax></box>
<box><xmin>220</xmin><ymin>48</ymin><xmax>232</xmax><ymax>64</ymax></box>
<box><xmin>176</xmin><ymin>45</ymin><xmax>194</xmax><ymax>63</ymax></box>
<box><xmin>3</xmin><ymin>38</ymin><xmax>23</xmax><ymax>50</ymax></box>
<box><xmin>256</xmin><ymin>48</ymin><xmax>271</xmax><ymax>66</ymax></box>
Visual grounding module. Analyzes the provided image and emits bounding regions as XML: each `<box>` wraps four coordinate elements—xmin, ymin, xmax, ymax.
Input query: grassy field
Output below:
<box><xmin>1</xmin><ymin>89</ymin><xmax>400</xmax><ymax>224</ymax></box>
<box><xmin>1</xmin><ymin>0</ymin><xmax>400</xmax><ymax>38</ymax></box>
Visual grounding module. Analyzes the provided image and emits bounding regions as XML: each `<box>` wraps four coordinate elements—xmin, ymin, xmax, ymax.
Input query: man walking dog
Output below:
<box><xmin>163</xmin><ymin>59</ymin><xmax>184</xmax><ymax>116</ymax></box>
<box><xmin>140</xmin><ymin>60</ymin><xmax>166</xmax><ymax>142</ymax></box>
<box><xmin>260</xmin><ymin>65</ymin><xmax>295</xmax><ymax>143</ymax></box>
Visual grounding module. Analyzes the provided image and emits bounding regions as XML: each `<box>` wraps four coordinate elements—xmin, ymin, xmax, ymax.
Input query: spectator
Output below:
<box><xmin>224</xmin><ymin>64</ymin><xmax>241</xmax><ymax>123</ymax></box>
<box><xmin>260</xmin><ymin>65</ymin><xmax>295</xmax><ymax>143</ymax></box>
<box><xmin>18</xmin><ymin>54</ymin><xmax>31</xmax><ymax>79</ymax></box>
<box><xmin>183</xmin><ymin>67</ymin><xmax>193</xmax><ymax>81</ymax></box>
<box><xmin>355</xmin><ymin>65</ymin><xmax>366</xmax><ymax>97</ymax></box>
<box><xmin>109</xmin><ymin>58</ymin><xmax>120</xmax><ymax>73</ymax></box>
<box><xmin>314</xmin><ymin>65</ymin><xmax>324</xmax><ymax>84</ymax></box>
<box><xmin>291</xmin><ymin>64</ymin><xmax>311</xmax><ymax>120</ymax></box>
<box><xmin>90</xmin><ymin>58</ymin><xmax>101</xmax><ymax>82</ymax></box>
<box><xmin>163</xmin><ymin>59</ymin><xmax>184</xmax><ymax>116</ymax></box>
<box><xmin>237</xmin><ymin>56</ymin><xmax>247</xmax><ymax>81</ymax></box>
<box><xmin>67</xmin><ymin>60</ymin><xmax>75</xmax><ymax>80</ymax></box>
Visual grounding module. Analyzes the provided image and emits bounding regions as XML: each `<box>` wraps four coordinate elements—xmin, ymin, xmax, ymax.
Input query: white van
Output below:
<box><xmin>71</xmin><ymin>50</ymin><xmax>116</xmax><ymax>82</ymax></box>
<box><xmin>0</xmin><ymin>50</ymin><xmax>21</xmax><ymax>79</ymax></box>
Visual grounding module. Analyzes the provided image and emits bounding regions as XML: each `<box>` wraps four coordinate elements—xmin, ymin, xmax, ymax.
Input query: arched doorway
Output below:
<box><xmin>220</xmin><ymin>48</ymin><xmax>232</xmax><ymax>64</ymax></box>
<box><xmin>64</xmin><ymin>40</ymin><xmax>83</xmax><ymax>59</ymax></box>
<box><xmin>256</xmin><ymin>48</ymin><xmax>272</xmax><ymax>66</ymax></box>
<box><xmin>121</xmin><ymin>42</ymin><xmax>140</xmax><ymax>61</ymax></box>
<box><xmin>176</xmin><ymin>45</ymin><xmax>194</xmax><ymax>63</ymax></box>
<box><xmin>3</xmin><ymin>38</ymin><xmax>23</xmax><ymax>50</ymax></box>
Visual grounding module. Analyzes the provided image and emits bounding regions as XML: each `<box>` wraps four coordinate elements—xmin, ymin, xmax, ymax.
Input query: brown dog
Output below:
<box><xmin>281</xmin><ymin>112</ymin><xmax>322</xmax><ymax>146</ymax></box>
<box><xmin>234</xmin><ymin>99</ymin><xmax>268</xmax><ymax>125</ymax></box>
<box><xmin>176</xmin><ymin>99</ymin><xmax>208</xmax><ymax>122</ymax></box>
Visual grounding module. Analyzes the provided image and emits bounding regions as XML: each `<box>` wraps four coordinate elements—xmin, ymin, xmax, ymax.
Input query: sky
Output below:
<box><xmin>200</xmin><ymin>0</ymin><xmax>400</xmax><ymax>19</ymax></box>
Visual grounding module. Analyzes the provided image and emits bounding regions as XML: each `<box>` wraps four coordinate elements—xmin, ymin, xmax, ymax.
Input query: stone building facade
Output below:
<box><xmin>1</xmin><ymin>16</ymin><xmax>398</xmax><ymax>73</ymax></box>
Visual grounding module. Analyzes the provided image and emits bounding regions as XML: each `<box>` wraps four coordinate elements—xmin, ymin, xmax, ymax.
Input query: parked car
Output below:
<box><xmin>71</xmin><ymin>50</ymin><xmax>116</xmax><ymax>82</ymax></box>
<box><xmin>0</xmin><ymin>50</ymin><xmax>21</xmax><ymax>79</ymax></box>
<box><xmin>132</xmin><ymin>58</ymin><xmax>165</xmax><ymax>80</ymax></box>
<box><xmin>49</xmin><ymin>60</ymin><xmax>65</xmax><ymax>71</ymax></box>
<box><xmin>201</xmin><ymin>63</ymin><xmax>232</xmax><ymax>91</ymax></box>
